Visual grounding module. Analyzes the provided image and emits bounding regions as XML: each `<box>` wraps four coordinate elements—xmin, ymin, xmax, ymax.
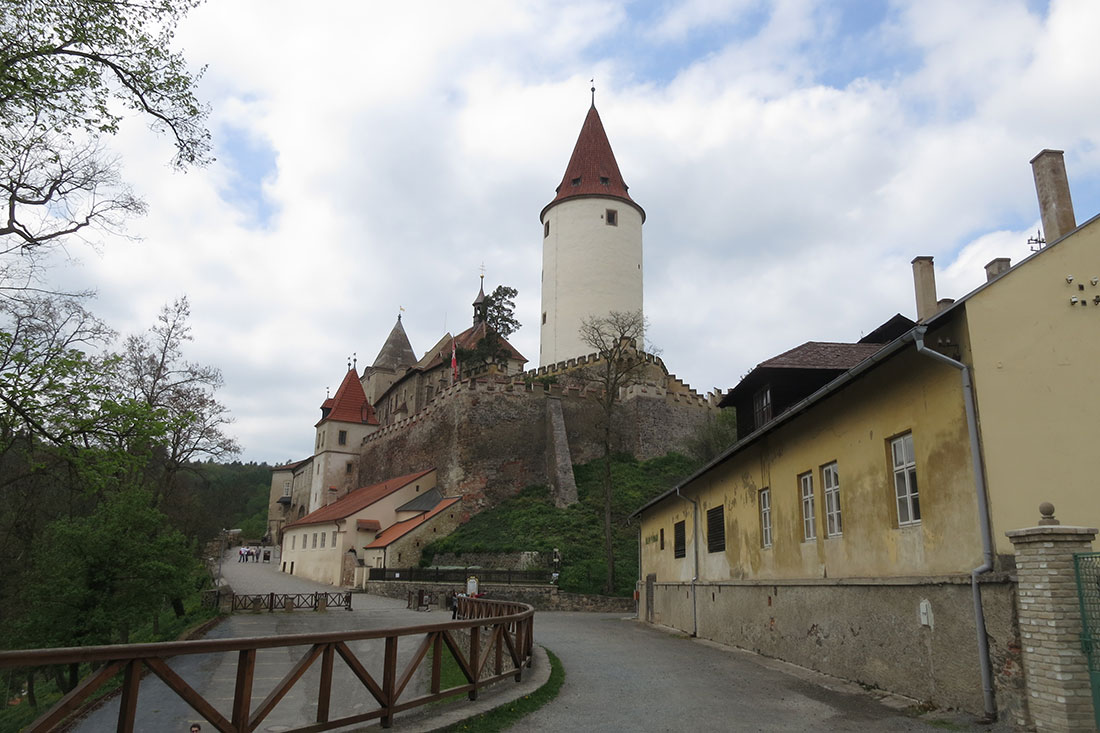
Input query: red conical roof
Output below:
<box><xmin>541</xmin><ymin>104</ymin><xmax>644</xmax><ymax>222</ymax></box>
<box><xmin>316</xmin><ymin>368</ymin><xmax>378</xmax><ymax>427</ymax></box>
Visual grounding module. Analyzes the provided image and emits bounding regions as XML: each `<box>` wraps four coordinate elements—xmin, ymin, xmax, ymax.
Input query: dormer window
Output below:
<box><xmin>571</xmin><ymin>177</ymin><xmax>581</xmax><ymax>187</ymax></box>
<box><xmin>753</xmin><ymin>385</ymin><xmax>772</xmax><ymax>428</ymax></box>
<box><xmin>599</xmin><ymin>176</ymin><xmax>609</xmax><ymax>185</ymax></box>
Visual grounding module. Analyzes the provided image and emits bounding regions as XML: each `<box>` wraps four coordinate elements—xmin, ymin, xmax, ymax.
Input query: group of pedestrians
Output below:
<box><xmin>237</xmin><ymin>546</ymin><xmax>260</xmax><ymax>562</ymax></box>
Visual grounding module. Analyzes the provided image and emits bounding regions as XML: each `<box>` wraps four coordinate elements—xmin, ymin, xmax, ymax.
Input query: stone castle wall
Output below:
<box><xmin>356</xmin><ymin>370</ymin><xmax>716</xmax><ymax>512</ymax></box>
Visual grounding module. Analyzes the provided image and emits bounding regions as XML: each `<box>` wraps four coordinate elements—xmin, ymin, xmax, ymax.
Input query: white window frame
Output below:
<box><xmin>320</xmin><ymin>531</ymin><xmax>326</xmax><ymax>548</ymax></box>
<box><xmin>291</xmin><ymin>535</ymin><xmax>296</xmax><ymax>550</ymax></box>
<box><xmin>760</xmin><ymin>488</ymin><xmax>772</xmax><ymax>549</ymax></box>
<box><xmin>892</xmin><ymin>433</ymin><xmax>920</xmax><ymax>526</ymax></box>
<box><xmin>800</xmin><ymin>472</ymin><xmax>816</xmax><ymax>541</ymax></box>
<box><xmin>283</xmin><ymin>480</ymin><xmax>291</xmax><ymax>498</ymax></box>
<box><xmin>822</xmin><ymin>462</ymin><xmax>842</xmax><ymax>537</ymax></box>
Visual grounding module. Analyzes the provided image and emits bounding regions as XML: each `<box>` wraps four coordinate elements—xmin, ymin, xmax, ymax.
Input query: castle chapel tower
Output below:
<box><xmin>539</xmin><ymin>97</ymin><xmax>645</xmax><ymax>366</ymax></box>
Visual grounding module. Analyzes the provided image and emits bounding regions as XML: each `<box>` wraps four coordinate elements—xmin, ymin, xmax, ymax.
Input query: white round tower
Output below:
<box><xmin>539</xmin><ymin>102</ymin><xmax>644</xmax><ymax>367</ymax></box>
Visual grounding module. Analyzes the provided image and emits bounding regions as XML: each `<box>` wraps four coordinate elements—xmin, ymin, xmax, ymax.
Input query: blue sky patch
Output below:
<box><xmin>216</xmin><ymin>124</ymin><xmax>278</xmax><ymax>228</ymax></box>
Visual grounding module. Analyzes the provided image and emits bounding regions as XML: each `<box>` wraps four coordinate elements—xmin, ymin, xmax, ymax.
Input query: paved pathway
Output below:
<box><xmin>69</xmin><ymin>555</ymin><xmax>1002</xmax><ymax>732</ymax></box>
<box><xmin>506</xmin><ymin>612</ymin><xmax>999</xmax><ymax>733</ymax></box>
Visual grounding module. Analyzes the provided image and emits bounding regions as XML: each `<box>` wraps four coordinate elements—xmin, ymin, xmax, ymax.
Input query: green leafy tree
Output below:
<box><xmin>484</xmin><ymin>285</ymin><xmax>520</xmax><ymax>338</ymax></box>
<box><xmin>0</xmin><ymin>0</ymin><xmax>210</xmax><ymax>266</ymax></box>
<box><xmin>457</xmin><ymin>284</ymin><xmax>522</xmax><ymax>372</ymax></box>
<box><xmin>23</xmin><ymin>487</ymin><xmax>196</xmax><ymax>652</ymax></box>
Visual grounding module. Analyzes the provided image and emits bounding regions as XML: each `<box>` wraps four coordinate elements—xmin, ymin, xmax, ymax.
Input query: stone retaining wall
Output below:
<box><xmin>363</xmin><ymin>580</ymin><xmax>634</xmax><ymax>613</ymax></box>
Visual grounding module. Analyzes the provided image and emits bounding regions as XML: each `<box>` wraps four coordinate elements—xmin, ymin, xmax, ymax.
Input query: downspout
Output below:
<box><xmin>675</xmin><ymin>486</ymin><xmax>700</xmax><ymax>637</ymax></box>
<box><xmin>914</xmin><ymin>325</ymin><xmax>996</xmax><ymax>720</ymax></box>
<box><xmin>637</xmin><ymin>524</ymin><xmax>642</xmax><ymax>619</ymax></box>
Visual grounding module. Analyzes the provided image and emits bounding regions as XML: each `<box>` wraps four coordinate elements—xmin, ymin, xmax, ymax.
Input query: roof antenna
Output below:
<box><xmin>590</xmin><ymin>78</ymin><xmax>595</xmax><ymax>107</ymax></box>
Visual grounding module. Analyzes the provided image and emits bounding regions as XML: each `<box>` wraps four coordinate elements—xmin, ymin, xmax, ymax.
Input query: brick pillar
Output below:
<box><xmin>1006</xmin><ymin>503</ymin><xmax>1097</xmax><ymax>732</ymax></box>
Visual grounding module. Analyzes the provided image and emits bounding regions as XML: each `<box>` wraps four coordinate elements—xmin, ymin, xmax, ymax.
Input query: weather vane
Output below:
<box><xmin>591</xmin><ymin>78</ymin><xmax>595</xmax><ymax>106</ymax></box>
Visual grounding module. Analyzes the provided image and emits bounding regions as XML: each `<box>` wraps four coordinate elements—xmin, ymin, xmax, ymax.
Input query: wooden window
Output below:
<box><xmin>706</xmin><ymin>505</ymin><xmax>725</xmax><ymax>553</ymax></box>
<box><xmin>338</xmin><ymin>430</ymin><xmax>347</xmax><ymax>445</ymax></box>
<box><xmin>759</xmin><ymin>488</ymin><xmax>772</xmax><ymax>548</ymax></box>
<box><xmin>753</xmin><ymin>385</ymin><xmax>772</xmax><ymax>428</ymax></box>
<box><xmin>800</xmin><ymin>472</ymin><xmax>816</xmax><ymax>541</ymax></box>
<box><xmin>605</xmin><ymin>208</ymin><xmax>618</xmax><ymax>226</ymax></box>
<box><xmin>312</xmin><ymin>533</ymin><xmax>318</xmax><ymax>549</ymax></box>
<box><xmin>892</xmin><ymin>433</ymin><xmax>920</xmax><ymax>525</ymax></box>
<box><xmin>673</xmin><ymin>520</ymin><xmax>686</xmax><ymax>559</ymax></box>
<box><xmin>823</xmin><ymin>462</ymin><xmax>842</xmax><ymax>537</ymax></box>
<box><xmin>320</xmin><ymin>532</ymin><xmax>326</xmax><ymax>548</ymax></box>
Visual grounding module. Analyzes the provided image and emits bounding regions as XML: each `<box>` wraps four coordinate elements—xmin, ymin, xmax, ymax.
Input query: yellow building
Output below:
<box><xmin>280</xmin><ymin>468</ymin><xmax>460</xmax><ymax>586</ymax></box>
<box><xmin>635</xmin><ymin>149</ymin><xmax>1099</xmax><ymax>719</ymax></box>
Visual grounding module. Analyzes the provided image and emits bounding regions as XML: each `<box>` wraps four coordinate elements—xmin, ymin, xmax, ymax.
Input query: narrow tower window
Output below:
<box><xmin>605</xmin><ymin>209</ymin><xmax>617</xmax><ymax>226</ymax></box>
<box><xmin>544</xmin><ymin>220</ymin><xmax>550</xmax><ymax>238</ymax></box>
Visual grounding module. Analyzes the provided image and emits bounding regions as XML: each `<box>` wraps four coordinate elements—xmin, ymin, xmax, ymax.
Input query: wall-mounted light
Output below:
<box><xmin>1067</xmin><ymin>275</ymin><xmax>1075</xmax><ymax>283</ymax></box>
<box><xmin>1070</xmin><ymin>297</ymin><xmax>1079</xmax><ymax>305</ymax></box>
<box><xmin>1092</xmin><ymin>277</ymin><xmax>1099</xmax><ymax>286</ymax></box>
<box><xmin>1094</xmin><ymin>296</ymin><xmax>1100</xmax><ymax>305</ymax></box>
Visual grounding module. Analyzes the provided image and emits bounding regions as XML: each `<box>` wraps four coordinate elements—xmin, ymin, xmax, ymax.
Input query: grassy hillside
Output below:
<box><xmin>420</xmin><ymin>452</ymin><xmax>697</xmax><ymax>597</ymax></box>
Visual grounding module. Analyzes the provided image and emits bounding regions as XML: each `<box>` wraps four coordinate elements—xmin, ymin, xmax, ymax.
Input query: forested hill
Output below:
<box><xmin>169</xmin><ymin>460</ymin><xmax>274</xmax><ymax>542</ymax></box>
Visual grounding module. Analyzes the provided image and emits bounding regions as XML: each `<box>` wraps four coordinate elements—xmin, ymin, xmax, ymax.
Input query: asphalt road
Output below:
<box><xmin>506</xmin><ymin>612</ymin><xmax>950</xmax><ymax>733</ymax></box>
<box><xmin>67</xmin><ymin>554</ymin><xmax>995</xmax><ymax>732</ymax></box>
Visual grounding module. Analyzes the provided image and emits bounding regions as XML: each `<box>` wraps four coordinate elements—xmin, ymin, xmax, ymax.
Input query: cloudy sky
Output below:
<box><xmin>40</xmin><ymin>0</ymin><xmax>1100</xmax><ymax>464</ymax></box>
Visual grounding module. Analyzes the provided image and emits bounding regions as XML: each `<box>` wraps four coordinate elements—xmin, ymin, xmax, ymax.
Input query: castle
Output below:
<box><xmin>267</xmin><ymin>98</ymin><xmax>718</xmax><ymax>572</ymax></box>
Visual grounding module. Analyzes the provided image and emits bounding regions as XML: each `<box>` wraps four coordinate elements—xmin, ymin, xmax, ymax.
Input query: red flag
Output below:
<box><xmin>451</xmin><ymin>337</ymin><xmax>459</xmax><ymax>381</ymax></box>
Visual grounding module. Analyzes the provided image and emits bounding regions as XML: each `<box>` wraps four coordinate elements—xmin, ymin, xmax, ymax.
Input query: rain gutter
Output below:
<box><xmin>913</xmin><ymin>324</ymin><xmax>996</xmax><ymax>721</ymax></box>
<box><xmin>675</xmin><ymin>486</ymin><xmax>700</xmax><ymax>637</ymax></box>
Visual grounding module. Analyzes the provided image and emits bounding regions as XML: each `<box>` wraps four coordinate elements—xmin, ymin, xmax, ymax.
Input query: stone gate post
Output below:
<box><xmin>1006</xmin><ymin>503</ymin><xmax>1097</xmax><ymax>732</ymax></box>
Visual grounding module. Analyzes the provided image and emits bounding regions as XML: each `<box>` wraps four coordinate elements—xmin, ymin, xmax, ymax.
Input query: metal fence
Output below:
<box><xmin>1073</xmin><ymin>552</ymin><xmax>1100</xmax><ymax>729</ymax></box>
<box><xmin>229</xmin><ymin>591</ymin><xmax>352</xmax><ymax>612</ymax></box>
<box><xmin>368</xmin><ymin>567</ymin><xmax>550</xmax><ymax>585</ymax></box>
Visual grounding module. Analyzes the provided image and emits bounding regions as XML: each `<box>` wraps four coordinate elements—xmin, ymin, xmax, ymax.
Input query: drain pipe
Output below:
<box><xmin>914</xmin><ymin>325</ymin><xmax>996</xmax><ymax>720</ymax></box>
<box><xmin>675</xmin><ymin>486</ymin><xmax>700</xmax><ymax>637</ymax></box>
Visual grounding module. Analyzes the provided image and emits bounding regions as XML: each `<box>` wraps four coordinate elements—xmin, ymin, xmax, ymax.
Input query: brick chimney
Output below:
<box><xmin>1030</xmin><ymin>149</ymin><xmax>1076</xmax><ymax>243</ymax></box>
<box><xmin>984</xmin><ymin>257</ymin><xmax>1011</xmax><ymax>282</ymax></box>
<box><xmin>911</xmin><ymin>256</ymin><xmax>938</xmax><ymax>322</ymax></box>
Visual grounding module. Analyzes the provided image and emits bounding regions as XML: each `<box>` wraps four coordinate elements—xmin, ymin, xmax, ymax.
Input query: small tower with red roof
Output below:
<box><xmin>539</xmin><ymin>93</ymin><xmax>644</xmax><ymax>366</ymax></box>
<box><xmin>309</xmin><ymin>360</ymin><xmax>380</xmax><ymax>512</ymax></box>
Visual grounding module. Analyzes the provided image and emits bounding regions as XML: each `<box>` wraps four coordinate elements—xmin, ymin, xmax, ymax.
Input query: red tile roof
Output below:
<box><xmin>542</xmin><ymin>104</ymin><xmax>644</xmax><ymax>222</ymax></box>
<box><xmin>286</xmin><ymin>469</ymin><xmax>434</xmax><ymax>528</ymax></box>
<box><xmin>357</xmin><ymin>518</ymin><xmax>381</xmax><ymax>531</ymax></box>
<box><xmin>419</xmin><ymin>322</ymin><xmax>526</xmax><ymax>372</ymax></box>
<box><xmin>315</xmin><ymin>367</ymin><xmax>379</xmax><ymax>427</ymax></box>
<box><xmin>365</xmin><ymin>496</ymin><xmax>462</xmax><ymax>548</ymax></box>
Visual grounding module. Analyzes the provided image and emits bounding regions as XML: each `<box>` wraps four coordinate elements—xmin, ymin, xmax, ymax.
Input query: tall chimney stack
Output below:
<box><xmin>912</xmin><ymin>256</ymin><xmax>938</xmax><ymax>322</ymax></box>
<box><xmin>1030</xmin><ymin>149</ymin><xmax>1076</xmax><ymax>243</ymax></box>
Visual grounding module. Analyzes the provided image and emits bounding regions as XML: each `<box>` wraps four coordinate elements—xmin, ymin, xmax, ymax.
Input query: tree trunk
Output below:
<box><xmin>67</xmin><ymin>663</ymin><xmax>78</xmax><ymax>693</ymax></box>
<box><xmin>27</xmin><ymin>669</ymin><xmax>37</xmax><ymax>708</ymax></box>
<box><xmin>171</xmin><ymin>596</ymin><xmax>185</xmax><ymax>618</ymax></box>
<box><xmin>603</xmin><ymin>424</ymin><xmax>615</xmax><ymax>595</ymax></box>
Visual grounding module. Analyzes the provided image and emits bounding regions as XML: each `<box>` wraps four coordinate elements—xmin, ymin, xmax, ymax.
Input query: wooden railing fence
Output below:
<box><xmin>0</xmin><ymin>597</ymin><xmax>534</xmax><ymax>732</ymax></box>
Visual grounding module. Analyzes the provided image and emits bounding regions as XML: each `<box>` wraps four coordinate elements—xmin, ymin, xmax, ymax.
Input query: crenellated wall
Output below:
<box><xmin>355</xmin><ymin>367</ymin><xmax>717</xmax><ymax>513</ymax></box>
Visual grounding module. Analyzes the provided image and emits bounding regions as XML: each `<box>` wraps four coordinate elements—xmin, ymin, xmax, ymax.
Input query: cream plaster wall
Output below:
<box><xmin>308</xmin><ymin>420</ymin><xmax>378</xmax><ymax>512</ymax></box>
<box><xmin>281</xmin><ymin>471</ymin><xmax>438</xmax><ymax>586</ymax></box>
<box><xmin>540</xmin><ymin>197</ymin><xmax>643</xmax><ymax>366</ymax></box>
<box><xmin>639</xmin><ymin>348</ymin><xmax>981</xmax><ymax>585</ymax></box>
<box><xmin>963</xmin><ymin>217</ymin><xmax>1100</xmax><ymax>551</ymax></box>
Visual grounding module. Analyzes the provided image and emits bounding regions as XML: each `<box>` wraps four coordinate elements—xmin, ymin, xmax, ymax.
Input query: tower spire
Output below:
<box><xmin>591</xmin><ymin>79</ymin><xmax>595</xmax><ymax>108</ymax></box>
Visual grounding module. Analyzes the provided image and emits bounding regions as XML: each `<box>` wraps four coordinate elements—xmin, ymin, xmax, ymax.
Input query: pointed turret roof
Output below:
<box><xmin>316</xmin><ymin>367</ymin><xmax>379</xmax><ymax>427</ymax></box>
<box><xmin>472</xmin><ymin>276</ymin><xmax>487</xmax><ymax>325</ymax></box>
<box><xmin>541</xmin><ymin>104</ymin><xmax>645</xmax><ymax>222</ymax></box>
<box><xmin>372</xmin><ymin>315</ymin><xmax>416</xmax><ymax>371</ymax></box>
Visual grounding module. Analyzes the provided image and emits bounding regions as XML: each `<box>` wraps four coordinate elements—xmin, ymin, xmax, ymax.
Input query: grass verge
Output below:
<box><xmin>434</xmin><ymin>647</ymin><xmax>564</xmax><ymax>732</ymax></box>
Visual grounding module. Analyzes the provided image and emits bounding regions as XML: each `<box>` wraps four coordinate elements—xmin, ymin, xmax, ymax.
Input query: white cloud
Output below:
<box><xmin>28</xmin><ymin>0</ymin><xmax>1100</xmax><ymax>463</ymax></box>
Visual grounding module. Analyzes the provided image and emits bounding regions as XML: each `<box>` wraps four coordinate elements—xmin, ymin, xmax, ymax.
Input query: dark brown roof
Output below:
<box><xmin>372</xmin><ymin>316</ymin><xmax>416</xmax><ymax>371</ymax></box>
<box><xmin>272</xmin><ymin>457</ymin><xmax>311</xmax><ymax>472</ymax></box>
<box><xmin>758</xmin><ymin>342</ymin><xmax>886</xmax><ymax>370</ymax></box>
<box><xmin>315</xmin><ymin>368</ymin><xmax>379</xmax><ymax>427</ymax></box>
<box><xmin>286</xmin><ymin>469</ymin><xmax>434</xmax><ymax>528</ymax></box>
<box><xmin>541</xmin><ymin>105</ymin><xmax>644</xmax><ymax>222</ymax></box>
